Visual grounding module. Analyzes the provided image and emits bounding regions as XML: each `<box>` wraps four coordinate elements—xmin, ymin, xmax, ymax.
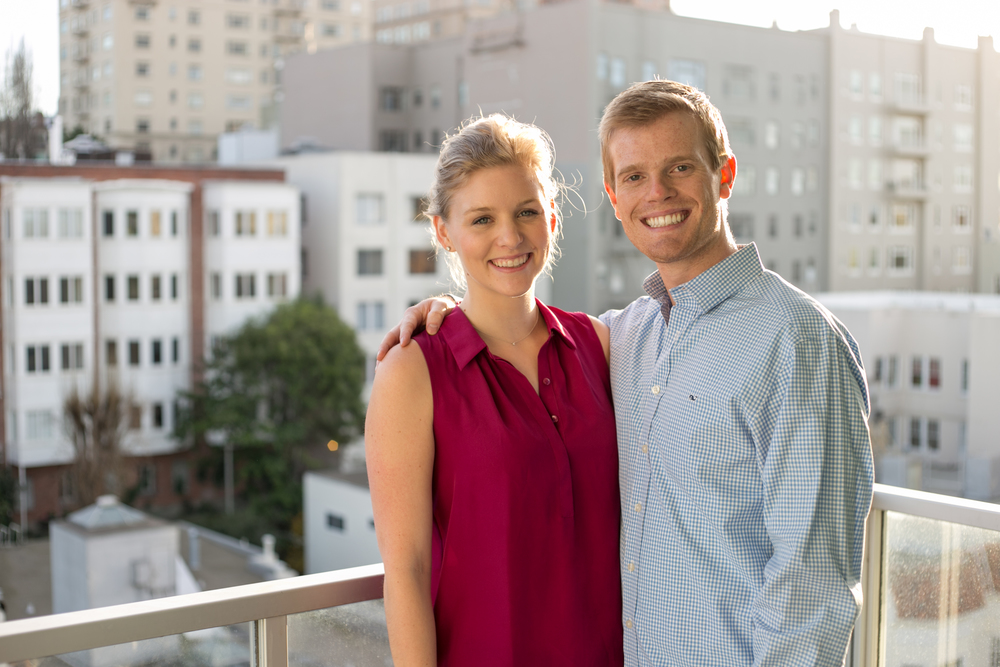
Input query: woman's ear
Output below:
<box><xmin>549</xmin><ymin>201</ymin><xmax>557</xmax><ymax>232</ymax></box>
<box><xmin>432</xmin><ymin>215</ymin><xmax>452</xmax><ymax>251</ymax></box>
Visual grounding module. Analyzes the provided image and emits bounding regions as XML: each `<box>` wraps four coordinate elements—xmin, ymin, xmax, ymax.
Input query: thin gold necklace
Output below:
<box><xmin>464</xmin><ymin>308</ymin><xmax>541</xmax><ymax>346</ymax></box>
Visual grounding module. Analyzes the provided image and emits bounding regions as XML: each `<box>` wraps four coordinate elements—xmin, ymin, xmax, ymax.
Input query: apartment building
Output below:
<box><xmin>275</xmin><ymin>150</ymin><xmax>478</xmax><ymax>392</ymax></box>
<box><xmin>281</xmin><ymin>2</ymin><xmax>1000</xmax><ymax>313</ymax></box>
<box><xmin>281</xmin><ymin>1</ymin><xmax>831</xmax><ymax>313</ymax></box>
<box><xmin>0</xmin><ymin>163</ymin><xmax>300</xmax><ymax>525</ymax></box>
<box><xmin>57</xmin><ymin>0</ymin><xmax>372</xmax><ymax>164</ymax></box>
<box><xmin>818</xmin><ymin>292</ymin><xmax>1000</xmax><ymax>501</ymax></box>
<box><xmin>827</xmin><ymin>25</ymin><xmax>1000</xmax><ymax>294</ymax></box>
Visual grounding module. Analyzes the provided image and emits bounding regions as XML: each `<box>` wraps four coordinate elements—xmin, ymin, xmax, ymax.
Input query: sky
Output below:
<box><xmin>0</xmin><ymin>0</ymin><xmax>998</xmax><ymax>116</ymax></box>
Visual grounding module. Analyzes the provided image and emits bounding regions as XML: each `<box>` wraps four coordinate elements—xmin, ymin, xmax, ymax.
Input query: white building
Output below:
<box><xmin>275</xmin><ymin>151</ymin><xmax>498</xmax><ymax>391</ymax></box>
<box><xmin>0</xmin><ymin>164</ymin><xmax>300</xmax><ymax>525</ymax></box>
<box><xmin>303</xmin><ymin>469</ymin><xmax>380</xmax><ymax>574</ymax></box>
<box><xmin>818</xmin><ymin>292</ymin><xmax>1000</xmax><ymax>500</ymax></box>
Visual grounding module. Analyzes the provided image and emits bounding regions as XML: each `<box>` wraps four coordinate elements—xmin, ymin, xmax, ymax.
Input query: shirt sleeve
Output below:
<box><xmin>750</xmin><ymin>325</ymin><xmax>875</xmax><ymax>667</ymax></box>
<box><xmin>598</xmin><ymin>308</ymin><xmax>620</xmax><ymax>327</ymax></box>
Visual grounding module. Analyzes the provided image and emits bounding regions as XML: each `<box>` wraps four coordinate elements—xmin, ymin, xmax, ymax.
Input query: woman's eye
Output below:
<box><xmin>472</xmin><ymin>216</ymin><xmax>490</xmax><ymax>225</ymax></box>
<box><xmin>518</xmin><ymin>209</ymin><xmax>539</xmax><ymax>218</ymax></box>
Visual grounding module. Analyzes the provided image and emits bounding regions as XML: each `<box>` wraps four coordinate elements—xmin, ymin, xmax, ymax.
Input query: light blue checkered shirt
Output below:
<box><xmin>601</xmin><ymin>244</ymin><xmax>874</xmax><ymax>667</ymax></box>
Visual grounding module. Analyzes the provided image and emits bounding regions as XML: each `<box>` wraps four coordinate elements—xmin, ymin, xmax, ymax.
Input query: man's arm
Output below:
<box><xmin>376</xmin><ymin>295</ymin><xmax>458</xmax><ymax>361</ymax></box>
<box><xmin>751</xmin><ymin>329</ymin><xmax>874</xmax><ymax>667</ymax></box>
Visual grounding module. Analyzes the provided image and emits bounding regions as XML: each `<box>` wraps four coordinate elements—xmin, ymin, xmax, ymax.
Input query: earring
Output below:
<box><xmin>446</xmin><ymin>246</ymin><xmax>453</xmax><ymax>252</ymax></box>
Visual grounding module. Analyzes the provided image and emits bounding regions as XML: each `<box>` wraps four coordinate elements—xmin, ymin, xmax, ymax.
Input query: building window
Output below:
<box><xmin>379</xmin><ymin>130</ymin><xmax>407</xmax><ymax>152</ymax></box>
<box><xmin>952</xmin><ymin>246</ymin><xmax>972</xmax><ymax>274</ymax></box>
<box><xmin>207</xmin><ymin>210</ymin><xmax>220</xmax><ymax>236</ymax></box>
<box><xmin>873</xmin><ymin>357</ymin><xmax>883</xmax><ymax>384</ymax></box>
<box><xmin>609</xmin><ymin>58</ymin><xmax>626</xmax><ymax>88</ymax></box>
<box><xmin>911</xmin><ymin>356</ymin><xmax>923</xmax><ymax>388</ymax></box>
<box><xmin>728</xmin><ymin>214</ymin><xmax>754</xmax><ymax>241</ymax></box>
<box><xmin>151</xmin><ymin>339</ymin><xmax>162</xmax><ymax>365</ymax></box>
<box><xmin>357</xmin><ymin>249</ymin><xmax>384</xmax><ymax>276</ymax></box>
<box><xmin>61</xmin><ymin>343</ymin><xmax>84</xmax><ymax>371</ymax></box>
<box><xmin>723</xmin><ymin>65</ymin><xmax>755</xmax><ymax>101</ymax></box>
<box><xmin>961</xmin><ymin>359</ymin><xmax>969</xmax><ymax>392</ymax></box>
<box><xmin>953</xmin><ymin>205</ymin><xmax>971</xmax><ymax>231</ymax></box>
<box><xmin>130</xmin><ymin>405</ymin><xmax>143</xmax><ymax>431</ymax></box>
<box><xmin>127</xmin><ymin>275</ymin><xmax>140</xmax><ymax>300</ymax></box>
<box><xmin>171</xmin><ymin>274</ymin><xmax>179</xmax><ymax>299</ymax></box>
<box><xmin>57</xmin><ymin>209</ymin><xmax>84</xmax><ymax>238</ymax></box>
<box><xmin>171</xmin><ymin>211</ymin><xmax>179</xmax><ymax>236</ymax></box>
<box><xmin>379</xmin><ymin>86</ymin><xmax>403</xmax><ymax>111</ymax></box>
<box><xmin>665</xmin><ymin>59</ymin><xmax>705</xmax><ymax>91</ymax></box>
<box><xmin>24</xmin><ymin>277</ymin><xmax>49</xmax><ymax>305</ymax></box>
<box><xmin>102</xmin><ymin>210</ymin><xmax>114</xmax><ymax>236</ymax></box>
<box><xmin>129</xmin><ymin>340</ymin><xmax>141</xmax><ymax>366</ymax></box>
<box><xmin>235</xmin><ymin>211</ymin><xmax>257</xmax><ymax>236</ymax></box>
<box><xmin>105</xmin><ymin>275</ymin><xmax>115</xmax><ymax>302</ymax></box>
<box><xmin>266</xmin><ymin>211</ymin><xmax>287</xmax><ymax>236</ymax></box>
<box><xmin>888</xmin><ymin>355</ymin><xmax>898</xmax><ymax>387</ymax></box>
<box><xmin>152</xmin><ymin>403</ymin><xmax>164</xmax><ymax>429</ymax></box>
<box><xmin>226</xmin><ymin>41</ymin><xmax>248</xmax><ymax>56</ymax></box>
<box><xmin>210</xmin><ymin>273</ymin><xmax>221</xmax><ymax>300</ymax></box>
<box><xmin>23</xmin><ymin>208</ymin><xmax>49</xmax><ymax>238</ymax></box>
<box><xmin>409</xmin><ymin>249</ymin><xmax>437</xmax><ymax>274</ymax></box>
<box><xmin>26</xmin><ymin>345</ymin><xmax>51</xmax><ymax>373</ymax></box>
<box><xmin>909</xmin><ymin>418</ymin><xmax>921</xmax><ymax>448</ymax></box>
<box><xmin>356</xmin><ymin>301</ymin><xmax>385</xmax><ymax>330</ymax></box>
<box><xmin>135</xmin><ymin>61</ymin><xmax>150</xmax><ymax>77</ymax></box>
<box><xmin>887</xmin><ymin>246</ymin><xmax>914</xmax><ymax>274</ymax></box>
<box><xmin>764</xmin><ymin>167</ymin><xmax>779</xmax><ymax>196</ymax></box>
<box><xmin>106</xmin><ymin>339</ymin><xmax>118</xmax><ymax>366</ymax></box>
<box><xmin>267</xmin><ymin>273</ymin><xmax>287</xmax><ymax>298</ymax></box>
<box><xmin>126</xmin><ymin>210</ymin><xmax>139</xmax><ymax>236</ymax></box>
<box><xmin>356</xmin><ymin>194</ymin><xmax>384</xmax><ymax>224</ymax></box>
<box><xmin>235</xmin><ymin>273</ymin><xmax>256</xmax><ymax>299</ymax></box>
<box><xmin>59</xmin><ymin>276</ymin><xmax>84</xmax><ymax>304</ymax></box>
<box><xmin>326</xmin><ymin>513</ymin><xmax>345</xmax><ymax>531</ymax></box>
<box><xmin>188</xmin><ymin>9</ymin><xmax>200</xmax><ymax>25</ymax></box>
<box><xmin>26</xmin><ymin>411</ymin><xmax>54</xmax><ymax>440</ymax></box>
<box><xmin>927</xmin><ymin>420</ymin><xmax>940</xmax><ymax>450</ymax></box>
<box><xmin>135</xmin><ymin>34</ymin><xmax>151</xmax><ymax>48</ymax></box>
<box><xmin>928</xmin><ymin>357</ymin><xmax>941</xmax><ymax>389</ymax></box>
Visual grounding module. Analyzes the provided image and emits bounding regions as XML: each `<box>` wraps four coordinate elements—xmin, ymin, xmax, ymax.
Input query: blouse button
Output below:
<box><xmin>551</xmin><ymin>414</ymin><xmax>559</xmax><ymax>423</ymax></box>
<box><xmin>542</xmin><ymin>378</ymin><xmax>551</xmax><ymax>386</ymax></box>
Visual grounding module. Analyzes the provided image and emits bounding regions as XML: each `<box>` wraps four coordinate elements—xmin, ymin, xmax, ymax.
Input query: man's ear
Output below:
<box><xmin>604</xmin><ymin>182</ymin><xmax>620</xmax><ymax>219</ymax></box>
<box><xmin>719</xmin><ymin>156</ymin><xmax>737</xmax><ymax>200</ymax></box>
<box><xmin>432</xmin><ymin>215</ymin><xmax>452</xmax><ymax>250</ymax></box>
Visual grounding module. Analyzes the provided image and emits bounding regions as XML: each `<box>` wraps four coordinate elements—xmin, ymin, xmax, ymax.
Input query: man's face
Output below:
<box><xmin>604</xmin><ymin>111</ymin><xmax>737</xmax><ymax>286</ymax></box>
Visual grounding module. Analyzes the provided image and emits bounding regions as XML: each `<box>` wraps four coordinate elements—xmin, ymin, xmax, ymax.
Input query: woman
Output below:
<box><xmin>365</xmin><ymin>115</ymin><xmax>623</xmax><ymax>666</ymax></box>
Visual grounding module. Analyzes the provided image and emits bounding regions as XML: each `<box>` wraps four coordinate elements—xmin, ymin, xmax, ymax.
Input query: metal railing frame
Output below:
<box><xmin>3</xmin><ymin>485</ymin><xmax>1000</xmax><ymax>667</ymax></box>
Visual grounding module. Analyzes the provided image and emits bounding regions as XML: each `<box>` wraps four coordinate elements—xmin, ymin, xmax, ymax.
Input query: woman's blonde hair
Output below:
<box><xmin>425</xmin><ymin>114</ymin><xmax>563</xmax><ymax>290</ymax></box>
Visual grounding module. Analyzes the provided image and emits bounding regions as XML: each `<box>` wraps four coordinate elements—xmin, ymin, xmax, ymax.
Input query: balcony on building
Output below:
<box><xmin>1</xmin><ymin>484</ymin><xmax>999</xmax><ymax>667</ymax></box>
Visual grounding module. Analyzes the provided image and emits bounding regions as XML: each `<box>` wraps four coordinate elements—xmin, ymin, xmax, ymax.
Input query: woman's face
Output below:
<box><xmin>434</xmin><ymin>164</ymin><xmax>555</xmax><ymax>299</ymax></box>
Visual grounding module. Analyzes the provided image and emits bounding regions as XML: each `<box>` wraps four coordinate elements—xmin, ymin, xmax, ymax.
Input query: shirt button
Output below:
<box><xmin>551</xmin><ymin>414</ymin><xmax>558</xmax><ymax>423</ymax></box>
<box><xmin>634</xmin><ymin>502</ymin><xmax>642</xmax><ymax>513</ymax></box>
<box><xmin>651</xmin><ymin>385</ymin><xmax>660</xmax><ymax>394</ymax></box>
<box><xmin>625</xmin><ymin>619</ymin><xmax>633</xmax><ymax>629</ymax></box>
<box><xmin>641</xmin><ymin>445</ymin><xmax>648</xmax><ymax>454</ymax></box>
<box><xmin>542</xmin><ymin>377</ymin><xmax>551</xmax><ymax>385</ymax></box>
<box><xmin>627</xmin><ymin>561</ymin><xmax>635</xmax><ymax>572</ymax></box>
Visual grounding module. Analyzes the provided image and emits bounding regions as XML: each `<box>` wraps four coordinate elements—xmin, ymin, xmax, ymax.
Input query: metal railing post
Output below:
<box><xmin>252</xmin><ymin>615</ymin><xmax>288</xmax><ymax>667</ymax></box>
<box><xmin>854</xmin><ymin>506</ymin><xmax>885</xmax><ymax>667</ymax></box>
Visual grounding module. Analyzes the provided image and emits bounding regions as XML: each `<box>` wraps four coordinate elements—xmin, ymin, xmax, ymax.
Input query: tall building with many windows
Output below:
<box><xmin>0</xmin><ymin>163</ymin><xmax>300</xmax><ymax>524</ymax></box>
<box><xmin>281</xmin><ymin>3</ymin><xmax>1000</xmax><ymax>313</ymax></box>
<box><xmin>827</xmin><ymin>22</ymin><xmax>1000</xmax><ymax>293</ymax></box>
<box><xmin>57</xmin><ymin>0</ymin><xmax>372</xmax><ymax>164</ymax></box>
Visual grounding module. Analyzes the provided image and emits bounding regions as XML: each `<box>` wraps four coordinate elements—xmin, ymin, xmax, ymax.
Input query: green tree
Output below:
<box><xmin>178</xmin><ymin>297</ymin><xmax>366</xmax><ymax>530</ymax></box>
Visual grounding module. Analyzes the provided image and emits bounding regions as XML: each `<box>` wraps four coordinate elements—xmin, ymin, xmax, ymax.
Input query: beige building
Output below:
<box><xmin>57</xmin><ymin>0</ymin><xmax>372</xmax><ymax>164</ymax></box>
<box><xmin>826</xmin><ymin>20</ymin><xmax>1000</xmax><ymax>295</ymax></box>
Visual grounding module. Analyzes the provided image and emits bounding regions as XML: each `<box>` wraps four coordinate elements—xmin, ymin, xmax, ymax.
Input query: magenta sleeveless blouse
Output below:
<box><xmin>414</xmin><ymin>301</ymin><xmax>623</xmax><ymax>666</ymax></box>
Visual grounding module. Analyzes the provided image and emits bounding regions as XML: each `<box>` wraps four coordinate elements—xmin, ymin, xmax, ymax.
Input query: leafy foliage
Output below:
<box><xmin>178</xmin><ymin>297</ymin><xmax>366</xmax><ymax>529</ymax></box>
<box><xmin>0</xmin><ymin>465</ymin><xmax>17</xmax><ymax>526</ymax></box>
<box><xmin>0</xmin><ymin>39</ymin><xmax>46</xmax><ymax>160</ymax></box>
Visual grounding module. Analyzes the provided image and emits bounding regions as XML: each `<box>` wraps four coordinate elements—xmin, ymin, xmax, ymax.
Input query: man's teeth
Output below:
<box><xmin>492</xmin><ymin>255</ymin><xmax>529</xmax><ymax>268</ymax></box>
<box><xmin>646</xmin><ymin>212</ymin><xmax>686</xmax><ymax>228</ymax></box>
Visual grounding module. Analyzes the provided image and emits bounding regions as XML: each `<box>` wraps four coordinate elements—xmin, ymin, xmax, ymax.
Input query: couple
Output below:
<box><xmin>365</xmin><ymin>80</ymin><xmax>874</xmax><ymax>666</ymax></box>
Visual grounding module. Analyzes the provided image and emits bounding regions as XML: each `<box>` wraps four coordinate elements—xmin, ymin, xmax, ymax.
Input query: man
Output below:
<box><xmin>381</xmin><ymin>80</ymin><xmax>873</xmax><ymax>665</ymax></box>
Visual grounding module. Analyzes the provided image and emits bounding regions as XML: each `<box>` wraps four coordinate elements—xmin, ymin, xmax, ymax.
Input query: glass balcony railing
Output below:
<box><xmin>2</xmin><ymin>484</ymin><xmax>1000</xmax><ymax>667</ymax></box>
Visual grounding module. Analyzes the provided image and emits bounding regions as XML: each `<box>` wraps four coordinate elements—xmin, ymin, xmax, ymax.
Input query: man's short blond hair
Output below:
<box><xmin>599</xmin><ymin>80</ymin><xmax>732</xmax><ymax>191</ymax></box>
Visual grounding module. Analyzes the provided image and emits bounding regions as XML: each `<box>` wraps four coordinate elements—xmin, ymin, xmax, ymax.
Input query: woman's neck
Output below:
<box><xmin>460</xmin><ymin>287</ymin><xmax>539</xmax><ymax>345</ymax></box>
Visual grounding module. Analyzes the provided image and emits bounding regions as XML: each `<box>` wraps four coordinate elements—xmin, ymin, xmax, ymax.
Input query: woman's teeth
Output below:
<box><xmin>492</xmin><ymin>255</ymin><xmax>529</xmax><ymax>268</ymax></box>
<box><xmin>646</xmin><ymin>212</ymin><xmax>686</xmax><ymax>228</ymax></box>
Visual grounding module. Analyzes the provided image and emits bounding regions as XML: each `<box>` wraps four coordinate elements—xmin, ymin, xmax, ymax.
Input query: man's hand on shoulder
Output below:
<box><xmin>376</xmin><ymin>295</ymin><xmax>459</xmax><ymax>362</ymax></box>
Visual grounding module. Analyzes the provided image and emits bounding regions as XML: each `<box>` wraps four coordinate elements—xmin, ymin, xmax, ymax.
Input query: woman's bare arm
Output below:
<box><xmin>366</xmin><ymin>343</ymin><xmax>436</xmax><ymax>666</ymax></box>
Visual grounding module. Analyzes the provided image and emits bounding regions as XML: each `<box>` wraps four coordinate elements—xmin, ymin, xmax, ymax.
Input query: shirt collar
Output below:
<box><xmin>642</xmin><ymin>243</ymin><xmax>764</xmax><ymax>314</ymax></box>
<box><xmin>441</xmin><ymin>299</ymin><xmax>576</xmax><ymax>371</ymax></box>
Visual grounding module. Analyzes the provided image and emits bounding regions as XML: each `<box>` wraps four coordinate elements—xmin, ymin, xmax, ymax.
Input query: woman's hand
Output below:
<box><xmin>376</xmin><ymin>295</ymin><xmax>459</xmax><ymax>361</ymax></box>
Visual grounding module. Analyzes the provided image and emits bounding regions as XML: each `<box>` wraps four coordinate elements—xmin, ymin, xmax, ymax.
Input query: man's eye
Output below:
<box><xmin>625</xmin><ymin>174</ymin><xmax>641</xmax><ymax>182</ymax></box>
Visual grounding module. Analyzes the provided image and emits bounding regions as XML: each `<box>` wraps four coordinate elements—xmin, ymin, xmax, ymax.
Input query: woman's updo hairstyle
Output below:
<box><xmin>425</xmin><ymin>114</ymin><xmax>563</xmax><ymax>289</ymax></box>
